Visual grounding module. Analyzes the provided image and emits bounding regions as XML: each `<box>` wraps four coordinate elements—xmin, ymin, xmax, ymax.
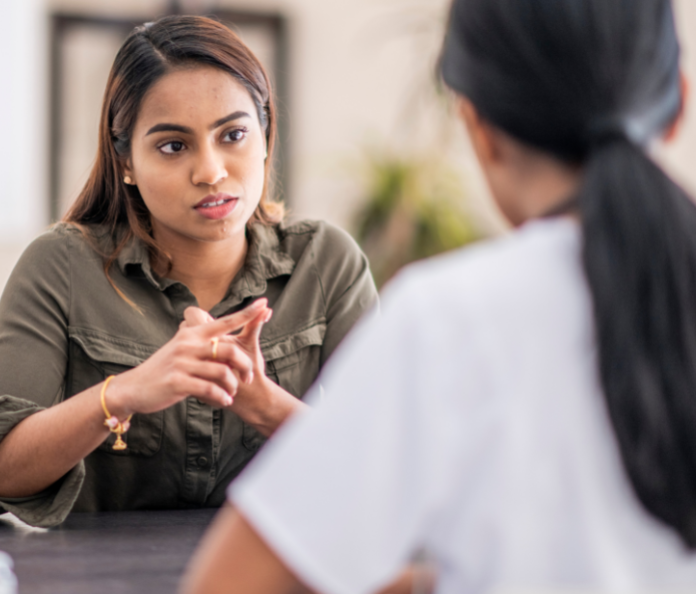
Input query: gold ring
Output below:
<box><xmin>211</xmin><ymin>337</ymin><xmax>219</xmax><ymax>361</ymax></box>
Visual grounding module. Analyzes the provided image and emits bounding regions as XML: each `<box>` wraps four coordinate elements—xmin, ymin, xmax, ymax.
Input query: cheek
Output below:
<box><xmin>249</xmin><ymin>158</ymin><xmax>267</xmax><ymax>198</ymax></box>
<box><xmin>138</xmin><ymin>176</ymin><xmax>176</xmax><ymax>214</ymax></box>
<box><xmin>132</xmin><ymin>155</ymin><xmax>182</xmax><ymax>211</ymax></box>
<box><xmin>233</xmin><ymin>154</ymin><xmax>267</xmax><ymax>207</ymax></box>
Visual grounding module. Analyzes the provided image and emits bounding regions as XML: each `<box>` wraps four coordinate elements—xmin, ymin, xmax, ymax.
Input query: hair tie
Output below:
<box><xmin>587</xmin><ymin>118</ymin><xmax>632</xmax><ymax>148</ymax></box>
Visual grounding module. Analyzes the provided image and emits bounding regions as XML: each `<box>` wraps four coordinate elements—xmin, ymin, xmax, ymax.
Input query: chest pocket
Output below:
<box><xmin>241</xmin><ymin>321</ymin><xmax>326</xmax><ymax>452</ymax></box>
<box><xmin>68</xmin><ymin>328</ymin><xmax>163</xmax><ymax>457</ymax></box>
<box><xmin>262</xmin><ymin>321</ymin><xmax>327</xmax><ymax>398</ymax></box>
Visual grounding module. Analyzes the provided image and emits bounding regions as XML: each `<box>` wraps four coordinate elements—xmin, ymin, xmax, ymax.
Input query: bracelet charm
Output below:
<box><xmin>100</xmin><ymin>375</ymin><xmax>133</xmax><ymax>451</ymax></box>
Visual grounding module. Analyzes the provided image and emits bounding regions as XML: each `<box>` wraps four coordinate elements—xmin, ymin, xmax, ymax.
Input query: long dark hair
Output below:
<box><xmin>64</xmin><ymin>15</ymin><xmax>283</xmax><ymax>291</ymax></box>
<box><xmin>441</xmin><ymin>0</ymin><xmax>696</xmax><ymax>547</ymax></box>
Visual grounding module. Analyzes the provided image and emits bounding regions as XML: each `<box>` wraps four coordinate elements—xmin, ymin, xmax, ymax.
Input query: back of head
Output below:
<box><xmin>441</xmin><ymin>0</ymin><xmax>681</xmax><ymax>159</ymax></box>
<box><xmin>442</xmin><ymin>0</ymin><xmax>696</xmax><ymax>547</ymax></box>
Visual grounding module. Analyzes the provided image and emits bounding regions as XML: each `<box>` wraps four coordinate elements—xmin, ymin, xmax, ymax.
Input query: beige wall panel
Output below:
<box><xmin>57</xmin><ymin>26</ymin><xmax>123</xmax><ymax>216</ymax></box>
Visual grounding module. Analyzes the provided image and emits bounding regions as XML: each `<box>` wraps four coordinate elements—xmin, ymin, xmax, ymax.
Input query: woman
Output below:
<box><xmin>183</xmin><ymin>0</ymin><xmax>696</xmax><ymax>593</ymax></box>
<box><xmin>0</xmin><ymin>16</ymin><xmax>376</xmax><ymax>528</ymax></box>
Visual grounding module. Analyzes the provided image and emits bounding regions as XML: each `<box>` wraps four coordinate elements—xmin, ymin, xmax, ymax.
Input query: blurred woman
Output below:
<box><xmin>183</xmin><ymin>0</ymin><xmax>696</xmax><ymax>592</ymax></box>
<box><xmin>0</xmin><ymin>16</ymin><xmax>376</xmax><ymax>527</ymax></box>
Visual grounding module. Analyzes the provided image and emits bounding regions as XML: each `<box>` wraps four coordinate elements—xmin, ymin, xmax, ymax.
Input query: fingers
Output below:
<box><xmin>186</xmin><ymin>360</ymin><xmax>240</xmax><ymax>400</ymax></box>
<box><xmin>215</xmin><ymin>342</ymin><xmax>255</xmax><ymax>384</ymax></box>
<box><xmin>183</xmin><ymin>307</ymin><xmax>215</xmax><ymax>328</ymax></box>
<box><xmin>197</xmin><ymin>299</ymin><xmax>269</xmax><ymax>339</ymax></box>
<box><xmin>238</xmin><ymin>307</ymin><xmax>271</xmax><ymax>347</ymax></box>
<box><xmin>177</xmin><ymin>375</ymin><xmax>234</xmax><ymax>408</ymax></box>
<box><xmin>182</xmin><ymin>337</ymin><xmax>253</xmax><ymax>379</ymax></box>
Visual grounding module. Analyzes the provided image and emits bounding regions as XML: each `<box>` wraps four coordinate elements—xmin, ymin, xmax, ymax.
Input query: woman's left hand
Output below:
<box><xmin>181</xmin><ymin>302</ymin><xmax>270</xmax><ymax>386</ymax></box>
<box><xmin>182</xmin><ymin>301</ymin><xmax>306</xmax><ymax>436</ymax></box>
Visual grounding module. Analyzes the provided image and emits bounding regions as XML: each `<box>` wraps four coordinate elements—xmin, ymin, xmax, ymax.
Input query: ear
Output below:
<box><xmin>663</xmin><ymin>70</ymin><xmax>689</xmax><ymax>144</ymax></box>
<box><xmin>122</xmin><ymin>158</ymin><xmax>135</xmax><ymax>185</ymax></box>
<box><xmin>456</xmin><ymin>96</ymin><xmax>501</xmax><ymax>167</ymax></box>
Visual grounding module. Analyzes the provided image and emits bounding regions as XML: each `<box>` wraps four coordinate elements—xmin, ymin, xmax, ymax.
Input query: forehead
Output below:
<box><xmin>135</xmin><ymin>65</ymin><xmax>258</xmax><ymax>129</ymax></box>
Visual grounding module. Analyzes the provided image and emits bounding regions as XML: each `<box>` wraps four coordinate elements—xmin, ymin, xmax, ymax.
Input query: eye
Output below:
<box><xmin>159</xmin><ymin>141</ymin><xmax>186</xmax><ymax>155</ymax></box>
<box><xmin>223</xmin><ymin>127</ymin><xmax>248</xmax><ymax>143</ymax></box>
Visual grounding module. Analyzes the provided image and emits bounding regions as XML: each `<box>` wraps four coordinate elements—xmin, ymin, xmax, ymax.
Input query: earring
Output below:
<box><xmin>124</xmin><ymin>176</ymin><xmax>133</xmax><ymax>185</ymax></box>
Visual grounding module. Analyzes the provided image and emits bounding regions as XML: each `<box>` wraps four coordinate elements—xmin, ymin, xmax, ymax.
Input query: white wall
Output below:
<box><xmin>0</xmin><ymin>0</ymin><xmax>47</xmax><ymax>283</ymax></box>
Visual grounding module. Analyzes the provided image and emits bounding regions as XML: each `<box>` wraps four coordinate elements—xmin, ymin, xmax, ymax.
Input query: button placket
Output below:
<box><xmin>182</xmin><ymin>398</ymin><xmax>215</xmax><ymax>504</ymax></box>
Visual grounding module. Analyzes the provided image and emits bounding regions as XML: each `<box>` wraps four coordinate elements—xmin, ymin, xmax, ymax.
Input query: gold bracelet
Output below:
<box><xmin>100</xmin><ymin>375</ymin><xmax>132</xmax><ymax>451</ymax></box>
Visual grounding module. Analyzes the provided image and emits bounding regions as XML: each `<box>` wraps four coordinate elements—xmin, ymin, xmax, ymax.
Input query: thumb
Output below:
<box><xmin>183</xmin><ymin>306</ymin><xmax>214</xmax><ymax>328</ymax></box>
<box><xmin>239</xmin><ymin>307</ymin><xmax>272</xmax><ymax>347</ymax></box>
<box><xmin>199</xmin><ymin>299</ymin><xmax>268</xmax><ymax>339</ymax></box>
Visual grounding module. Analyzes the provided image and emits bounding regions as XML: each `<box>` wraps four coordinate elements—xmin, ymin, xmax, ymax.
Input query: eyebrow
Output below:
<box><xmin>145</xmin><ymin>110</ymin><xmax>251</xmax><ymax>136</ymax></box>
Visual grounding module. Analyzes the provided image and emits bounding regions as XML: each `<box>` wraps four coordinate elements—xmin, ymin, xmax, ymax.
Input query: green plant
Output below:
<box><xmin>354</xmin><ymin>151</ymin><xmax>482</xmax><ymax>288</ymax></box>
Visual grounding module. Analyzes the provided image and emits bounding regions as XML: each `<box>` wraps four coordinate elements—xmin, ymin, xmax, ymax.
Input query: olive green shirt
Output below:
<box><xmin>0</xmin><ymin>220</ymin><xmax>377</xmax><ymax>527</ymax></box>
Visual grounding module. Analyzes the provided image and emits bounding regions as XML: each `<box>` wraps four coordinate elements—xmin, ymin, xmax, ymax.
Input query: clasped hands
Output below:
<box><xmin>179</xmin><ymin>298</ymin><xmax>273</xmax><ymax>405</ymax></box>
<box><xmin>104</xmin><ymin>298</ymin><xmax>297</xmax><ymax>436</ymax></box>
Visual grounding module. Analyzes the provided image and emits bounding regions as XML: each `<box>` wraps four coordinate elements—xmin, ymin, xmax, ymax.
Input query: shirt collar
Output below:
<box><xmin>116</xmin><ymin>223</ymin><xmax>296</xmax><ymax>299</ymax></box>
<box><xmin>229</xmin><ymin>222</ymin><xmax>296</xmax><ymax>301</ymax></box>
<box><xmin>116</xmin><ymin>232</ymin><xmax>160</xmax><ymax>286</ymax></box>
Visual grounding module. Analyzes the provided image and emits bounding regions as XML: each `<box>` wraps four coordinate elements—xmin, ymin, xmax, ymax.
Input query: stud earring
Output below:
<box><xmin>124</xmin><ymin>176</ymin><xmax>133</xmax><ymax>185</ymax></box>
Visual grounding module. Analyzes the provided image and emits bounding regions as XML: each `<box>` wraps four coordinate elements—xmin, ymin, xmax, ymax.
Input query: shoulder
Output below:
<box><xmin>25</xmin><ymin>223</ymin><xmax>77</xmax><ymax>250</ymax></box>
<box><xmin>277</xmin><ymin>220</ymin><xmax>369</xmax><ymax>284</ymax></box>
<box><xmin>393</xmin><ymin>218</ymin><xmax>581</xmax><ymax>304</ymax></box>
<box><xmin>13</xmin><ymin>223</ymin><xmax>114</xmax><ymax>281</ymax></box>
<box><xmin>1</xmin><ymin>226</ymin><xmax>84</xmax><ymax>306</ymax></box>
<box><xmin>23</xmin><ymin>223</ymin><xmax>110</xmax><ymax>254</ymax></box>
<box><xmin>380</xmin><ymin>218</ymin><xmax>586</xmax><ymax>347</ymax></box>
<box><xmin>367</xmin><ymin>218</ymin><xmax>589</xmax><ymax>418</ymax></box>
<box><xmin>15</xmin><ymin>224</ymin><xmax>76</xmax><ymax>268</ymax></box>
<box><xmin>272</xmin><ymin>220</ymin><xmax>376</xmax><ymax>321</ymax></box>
<box><xmin>277</xmin><ymin>219</ymin><xmax>364</xmax><ymax>261</ymax></box>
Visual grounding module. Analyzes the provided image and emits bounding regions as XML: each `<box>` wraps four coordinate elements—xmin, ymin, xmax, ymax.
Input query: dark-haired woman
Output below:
<box><xmin>0</xmin><ymin>16</ymin><xmax>376</xmax><ymax>528</ymax></box>
<box><xmin>183</xmin><ymin>0</ymin><xmax>696</xmax><ymax>593</ymax></box>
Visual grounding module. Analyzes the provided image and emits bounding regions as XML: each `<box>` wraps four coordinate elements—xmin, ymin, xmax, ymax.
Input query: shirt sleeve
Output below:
<box><xmin>0</xmin><ymin>229</ymin><xmax>86</xmax><ymax>527</ymax></box>
<box><xmin>229</xmin><ymin>270</ymin><xmax>472</xmax><ymax>594</ymax></box>
<box><xmin>313</xmin><ymin>223</ymin><xmax>379</xmax><ymax>366</ymax></box>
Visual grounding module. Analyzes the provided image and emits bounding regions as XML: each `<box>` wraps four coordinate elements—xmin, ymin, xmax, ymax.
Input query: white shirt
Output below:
<box><xmin>230</xmin><ymin>218</ymin><xmax>696</xmax><ymax>594</ymax></box>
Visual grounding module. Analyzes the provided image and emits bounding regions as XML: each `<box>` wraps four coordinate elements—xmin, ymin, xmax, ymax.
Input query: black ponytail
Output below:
<box><xmin>580</xmin><ymin>140</ymin><xmax>696</xmax><ymax>546</ymax></box>
<box><xmin>441</xmin><ymin>0</ymin><xmax>696</xmax><ymax>547</ymax></box>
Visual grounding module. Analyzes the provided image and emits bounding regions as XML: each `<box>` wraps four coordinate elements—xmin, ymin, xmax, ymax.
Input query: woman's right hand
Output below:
<box><xmin>103</xmin><ymin>300</ymin><xmax>269</xmax><ymax>418</ymax></box>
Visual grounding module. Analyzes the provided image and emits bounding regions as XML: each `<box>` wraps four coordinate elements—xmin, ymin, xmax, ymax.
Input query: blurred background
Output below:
<box><xmin>1</xmin><ymin>0</ymin><xmax>695</xmax><ymax>289</ymax></box>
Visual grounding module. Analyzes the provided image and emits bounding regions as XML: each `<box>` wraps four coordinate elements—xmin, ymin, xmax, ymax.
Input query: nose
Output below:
<box><xmin>191</xmin><ymin>143</ymin><xmax>228</xmax><ymax>187</ymax></box>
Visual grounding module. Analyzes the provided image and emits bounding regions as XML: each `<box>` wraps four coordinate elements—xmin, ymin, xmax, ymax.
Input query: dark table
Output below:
<box><xmin>0</xmin><ymin>508</ymin><xmax>218</xmax><ymax>594</ymax></box>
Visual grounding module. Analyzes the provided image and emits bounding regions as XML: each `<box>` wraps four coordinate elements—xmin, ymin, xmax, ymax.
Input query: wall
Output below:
<box><xmin>0</xmin><ymin>0</ymin><xmax>47</xmax><ymax>284</ymax></box>
<box><xmin>45</xmin><ymin>0</ymin><xmax>463</xmax><ymax>227</ymax></box>
<box><xmin>1</xmin><ymin>0</ymin><xmax>696</xmax><ymax>289</ymax></box>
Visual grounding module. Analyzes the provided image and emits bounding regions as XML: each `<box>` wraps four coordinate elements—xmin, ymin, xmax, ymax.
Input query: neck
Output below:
<box><xmin>152</xmin><ymin>226</ymin><xmax>248</xmax><ymax>312</ymax></box>
<box><xmin>519</xmin><ymin>160</ymin><xmax>581</xmax><ymax>221</ymax></box>
<box><xmin>500</xmin><ymin>145</ymin><xmax>583</xmax><ymax>226</ymax></box>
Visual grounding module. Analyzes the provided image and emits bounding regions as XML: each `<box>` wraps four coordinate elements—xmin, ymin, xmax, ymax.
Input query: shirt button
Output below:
<box><xmin>196</xmin><ymin>456</ymin><xmax>209</xmax><ymax>468</ymax></box>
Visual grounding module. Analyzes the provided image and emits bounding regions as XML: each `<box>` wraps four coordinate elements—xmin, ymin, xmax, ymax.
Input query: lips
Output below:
<box><xmin>194</xmin><ymin>193</ymin><xmax>239</xmax><ymax>220</ymax></box>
